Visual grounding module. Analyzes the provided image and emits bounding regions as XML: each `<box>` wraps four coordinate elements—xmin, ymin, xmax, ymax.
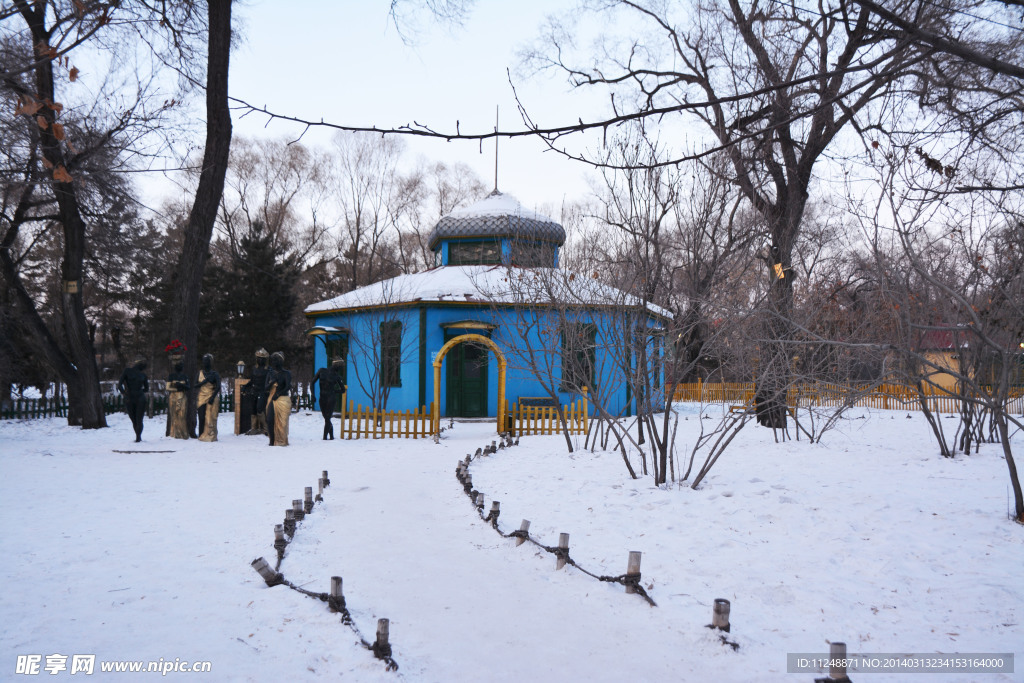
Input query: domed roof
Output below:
<box><xmin>427</xmin><ymin>190</ymin><xmax>565</xmax><ymax>250</ymax></box>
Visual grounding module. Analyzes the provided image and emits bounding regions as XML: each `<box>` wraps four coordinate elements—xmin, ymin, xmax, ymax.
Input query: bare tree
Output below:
<box><xmin>394</xmin><ymin>161</ymin><xmax>487</xmax><ymax>273</ymax></box>
<box><xmin>199</xmin><ymin>137</ymin><xmax>336</xmax><ymax>375</ymax></box>
<box><xmin>523</xmin><ymin>0</ymin><xmax>934</xmax><ymax>427</ymax></box>
<box><xmin>329</xmin><ymin>133</ymin><xmax>409</xmax><ymax>291</ymax></box>
<box><xmin>225</xmin><ymin>1</ymin><xmax>1022</xmax><ymax>205</ymax></box>
<box><xmin>476</xmin><ymin>262</ymin><xmax>642</xmax><ymax>472</ymax></box>
<box><xmin>1</xmin><ymin>0</ymin><xmax>206</xmax><ymax>427</ymax></box>
<box><xmin>855</xmin><ymin>145</ymin><xmax>1024</xmax><ymax>521</ymax></box>
<box><xmin>169</xmin><ymin>0</ymin><xmax>233</xmax><ymax>437</ymax></box>
<box><xmin>584</xmin><ymin>125</ymin><xmax>766</xmax><ymax>483</ymax></box>
<box><xmin>215</xmin><ymin>137</ymin><xmax>333</xmax><ymax>266</ymax></box>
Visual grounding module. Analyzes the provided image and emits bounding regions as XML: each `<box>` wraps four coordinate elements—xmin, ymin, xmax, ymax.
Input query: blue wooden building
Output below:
<box><xmin>304</xmin><ymin>190</ymin><xmax>670</xmax><ymax>431</ymax></box>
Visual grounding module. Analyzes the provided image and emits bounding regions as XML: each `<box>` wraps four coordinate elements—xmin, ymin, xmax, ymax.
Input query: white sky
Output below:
<box><xmin>225</xmin><ymin>0</ymin><xmax>608</xmax><ymax>215</ymax></box>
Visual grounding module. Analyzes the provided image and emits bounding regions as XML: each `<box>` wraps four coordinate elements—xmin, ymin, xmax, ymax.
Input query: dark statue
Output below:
<box><xmin>244</xmin><ymin>348</ymin><xmax>270</xmax><ymax>435</ymax></box>
<box><xmin>166</xmin><ymin>361</ymin><xmax>190</xmax><ymax>439</ymax></box>
<box><xmin>118</xmin><ymin>357</ymin><xmax>148</xmax><ymax>442</ymax></box>
<box><xmin>313</xmin><ymin>359</ymin><xmax>346</xmax><ymax>440</ymax></box>
<box><xmin>265</xmin><ymin>351</ymin><xmax>292</xmax><ymax>447</ymax></box>
<box><xmin>196</xmin><ymin>353</ymin><xmax>221</xmax><ymax>442</ymax></box>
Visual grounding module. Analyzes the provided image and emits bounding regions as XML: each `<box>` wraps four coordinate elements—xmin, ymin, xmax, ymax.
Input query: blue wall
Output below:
<box><xmin>310</xmin><ymin>302</ymin><xmax>664</xmax><ymax>418</ymax></box>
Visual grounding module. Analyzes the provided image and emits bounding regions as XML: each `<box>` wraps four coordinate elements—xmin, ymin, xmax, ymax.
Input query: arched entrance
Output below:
<box><xmin>433</xmin><ymin>333</ymin><xmax>507</xmax><ymax>434</ymax></box>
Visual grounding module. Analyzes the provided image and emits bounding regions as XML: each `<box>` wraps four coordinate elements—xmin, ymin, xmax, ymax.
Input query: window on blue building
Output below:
<box><xmin>510</xmin><ymin>241</ymin><xmax>556</xmax><ymax>267</ymax></box>
<box><xmin>381</xmin><ymin>322</ymin><xmax>402</xmax><ymax>387</ymax></box>
<box><xmin>448</xmin><ymin>239</ymin><xmax>501</xmax><ymax>265</ymax></box>
<box><xmin>560</xmin><ymin>323</ymin><xmax>597</xmax><ymax>390</ymax></box>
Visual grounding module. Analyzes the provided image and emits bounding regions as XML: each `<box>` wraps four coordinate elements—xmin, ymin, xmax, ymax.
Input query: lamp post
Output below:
<box><xmin>234</xmin><ymin>360</ymin><xmax>247</xmax><ymax>436</ymax></box>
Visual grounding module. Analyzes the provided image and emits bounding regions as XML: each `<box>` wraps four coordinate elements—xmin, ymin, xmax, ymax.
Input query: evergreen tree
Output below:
<box><xmin>199</xmin><ymin>221</ymin><xmax>300</xmax><ymax>371</ymax></box>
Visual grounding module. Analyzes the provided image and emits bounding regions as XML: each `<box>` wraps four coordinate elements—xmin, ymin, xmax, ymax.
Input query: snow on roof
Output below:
<box><xmin>448</xmin><ymin>190</ymin><xmax>552</xmax><ymax>221</ymax></box>
<box><xmin>427</xmin><ymin>190</ymin><xmax>566</xmax><ymax>249</ymax></box>
<box><xmin>304</xmin><ymin>265</ymin><xmax>672</xmax><ymax>319</ymax></box>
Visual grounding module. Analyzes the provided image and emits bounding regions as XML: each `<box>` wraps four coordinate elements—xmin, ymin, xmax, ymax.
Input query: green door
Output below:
<box><xmin>446</xmin><ymin>340</ymin><xmax>489</xmax><ymax>417</ymax></box>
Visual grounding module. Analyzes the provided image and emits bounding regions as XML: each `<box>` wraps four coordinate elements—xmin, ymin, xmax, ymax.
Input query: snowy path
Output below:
<box><xmin>280</xmin><ymin>423</ymin><xmax>681</xmax><ymax>682</ymax></box>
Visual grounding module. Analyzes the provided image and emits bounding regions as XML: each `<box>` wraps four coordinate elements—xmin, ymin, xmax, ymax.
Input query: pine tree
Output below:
<box><xmin>199</xmin><ymin>221</ymin><xmax>300</xmax><ymax>370</ymax></box>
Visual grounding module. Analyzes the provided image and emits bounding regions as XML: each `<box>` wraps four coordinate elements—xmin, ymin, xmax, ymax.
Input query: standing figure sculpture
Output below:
<box><xmin>167</xmin><ymin>360</ymin><xmax>190</xmax><ymax>439</ymax></box>
<box><xmin>264</xmin><ymin>351</ymin><xmax>292</xmax><ymax>446</ymax></box>
<box><xmin>245</xmin><ymin>348</ymin><xmax>270</xmax><ymax>435</ymax></box>
<box><xmin>196</xmin><ymin>354</ymin><xmax>221</xmax><ymax>442</ymax></box>
<box><xmin>313</xmin><ymin>359</ymin><xmax>346</xmax><ymax>440</ymax></box>
<box><xmin>118</xmin><ymin>357</ymin><xmax>149</xmax><ymax>442</ymax></box>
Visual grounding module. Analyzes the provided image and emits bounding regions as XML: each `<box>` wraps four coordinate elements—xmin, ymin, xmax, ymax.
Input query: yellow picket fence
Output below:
<box><xmin>673</xmin><ymin>380</ymin><xmax>1024</xmax><ymax>414</ymax></box>
<box><xmin>675</xmin><ymin>380</ymin><xmax>754</xmax><ymax>404</ymax></box>
<box><xmin>507</xmin><ymin>395</ymin><xmax>589</xmax><ymax>437</ymax></box>
<box><xmin>338</xmin><ymin>394</ymin><xmax>436</xmax><ymax>439</ymax></box>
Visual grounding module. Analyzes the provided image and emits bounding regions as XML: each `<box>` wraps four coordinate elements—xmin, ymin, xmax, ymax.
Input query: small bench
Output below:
<box><xmin>730</xmin><ymin>404</ymin><xmax>797</xmax><ymax>417</ymax></box>
<box><xmin>519</xmin><ymin>396</ymin><xmax>559</xmax><ymax>408</ymax></box>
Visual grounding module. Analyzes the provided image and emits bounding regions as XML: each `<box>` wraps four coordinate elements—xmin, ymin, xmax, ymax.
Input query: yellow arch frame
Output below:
<box><xmin>432</xmin><ymin>333</ymin><xmax>506</xmax><ymax>434</ymax></box>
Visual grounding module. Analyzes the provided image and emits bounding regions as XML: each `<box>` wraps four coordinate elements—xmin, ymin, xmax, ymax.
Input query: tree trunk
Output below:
<box><xmin>995</xmin><ymin>409</ymin><xmax>1024</xmax><ymax>523</ymax></box>
<box><xmin>55</xmin><ymin>179</ymin><xmax>106</xmax><ymax>429</ymax></box>
<box><xmin>0</xmin><ymin>206</ymin><xmax>84</xmax><ymax>422</ymax></box>
<box><xmin>916</xmin><ymin>379</ymin><xmax>953</xmax><ymax>458</ymax></box>
<box><xmin>658</xmin><ymin>398</ymin><xmax>673</xmax><ymax>485</ymax></box>
<box><xmin>755</xmin><ymin>229</ymin><xmax>797</xmax><ymax>430</ymax></box>
<box><xmin>169</xmin><ymin>0</ymin><xmax>234</xmax><ymax>437</ymax></box>
<box><xmin>15</xmin><ymin>1</ymin><xmax>106</xmax><ymax>427</ymax></box>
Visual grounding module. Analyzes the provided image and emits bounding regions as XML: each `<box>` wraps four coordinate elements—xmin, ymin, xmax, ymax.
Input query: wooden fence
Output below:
<box><xmin>338</xmin><ymin>394</ymin><xmax>435</xmax><ymax>439</ymax></box>
<box><xmin>507</xmin><ymin>395</ymin><xmax>589</xmax><ymax>437</ymax></box>
<box><xmin>1</xmin><ymin>392</ymin><xmax>316</xmax><ymax>421</ymax></box>
<box><xmin>0</xmin><ymin>396</ymin><xmax>69</xmax><ymax>420</ymax></box>
<box><xmin>0</xmin><ymin>395</ymin><xmax>175</xmax><ymax>420</ymax></box>
<box><xmin>673</xmin><ymin>380</ymin><xmax>1024</xmax><ymax>414</ymax></box>
<box><xmin>675</xmin><ymin>381</ymin><xmax>754</xmax><ymax>405</ymax></box>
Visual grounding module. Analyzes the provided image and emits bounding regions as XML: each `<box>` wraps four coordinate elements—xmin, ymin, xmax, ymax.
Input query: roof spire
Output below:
<box><xmin>494</xmin><ymin>105</ymin><xmax>499</xmax><ymax>193</ymax></box>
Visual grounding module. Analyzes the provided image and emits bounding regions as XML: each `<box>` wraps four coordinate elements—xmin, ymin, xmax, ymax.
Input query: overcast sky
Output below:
<box><xmin>225</xmin><ymin>0</ymin><xmax>608</xmax><ymax>215</ymax></box>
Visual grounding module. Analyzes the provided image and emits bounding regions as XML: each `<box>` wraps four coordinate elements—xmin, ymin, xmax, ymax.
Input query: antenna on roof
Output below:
<box><xmin>494</xmin><ymin>105</ymin><xmax>499</xmax><ymax>193</ymax></box>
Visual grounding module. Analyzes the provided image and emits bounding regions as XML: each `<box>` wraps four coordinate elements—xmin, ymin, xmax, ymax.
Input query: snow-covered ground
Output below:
<box><xmin>1</xmin><ymin>406</ymin><xmax>1020</xmax><ymax>681</ymax></box>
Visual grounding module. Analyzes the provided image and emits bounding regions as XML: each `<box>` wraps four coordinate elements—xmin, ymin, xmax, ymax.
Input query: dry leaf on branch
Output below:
<box><xmin>53</xmin><ymin>166</ymin><xmax>73</xmax><ymax>183</ymax></box>
<box><xmin>15</xmin><ymin>98</ymin><xmax>43</xmax><ymax>117</ymax></box>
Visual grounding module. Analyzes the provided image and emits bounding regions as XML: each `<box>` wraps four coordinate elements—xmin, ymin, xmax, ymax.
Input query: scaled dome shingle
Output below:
<box><xmin>427</xmin><ymin>190</ymin><xmax>566</xmax><ymax>250</ymax></box>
